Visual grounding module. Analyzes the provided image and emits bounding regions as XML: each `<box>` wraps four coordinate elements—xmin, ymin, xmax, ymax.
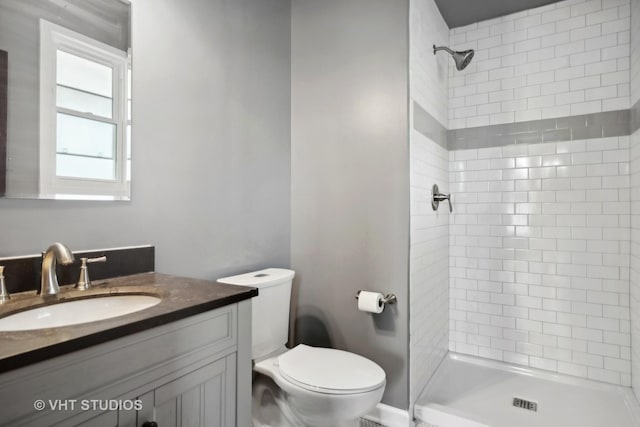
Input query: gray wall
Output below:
<box><xmin>0</xmin><ymin>0</ymin><xmax>291</xmax><ymax>281</ymax></box>
<box><xmin>291</xmin><ymin>0</ymin><xmax>410</xmax><ymax>409</ymax></box>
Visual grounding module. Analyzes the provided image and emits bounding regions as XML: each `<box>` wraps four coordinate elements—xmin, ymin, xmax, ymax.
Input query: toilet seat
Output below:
<box><xmin>277</xmin><ymin>344</ymin><xmax>386</xmax><ymax>395</ymax></box>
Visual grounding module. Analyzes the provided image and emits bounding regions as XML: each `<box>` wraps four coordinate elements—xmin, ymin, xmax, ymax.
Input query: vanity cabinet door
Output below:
<box><xmin>76</xmin><ymin>410</ymin><xmax>118</xmax><ymax>427</ymax></box>
<box><xmin>51</xmin><ymin>409</ymin><xmax>119</xmax><ymax>427</ymax></box>
<box><xmin>137</xmin><ymin>353</ymin><xmax>236</xmax><ymax>427</ymax></box>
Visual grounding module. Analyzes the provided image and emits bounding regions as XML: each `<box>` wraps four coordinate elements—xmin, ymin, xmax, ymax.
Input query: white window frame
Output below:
<box><xmin>39</xmin><ymin>19</ymin><xmax>129</xmax><ymax>200</ymax></box>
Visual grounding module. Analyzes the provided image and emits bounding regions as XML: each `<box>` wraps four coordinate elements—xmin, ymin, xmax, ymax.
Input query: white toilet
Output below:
<box><xmin>217</xmin><ymin>268</ymin><xmax>386</xmax><ymax>427</ymax></box>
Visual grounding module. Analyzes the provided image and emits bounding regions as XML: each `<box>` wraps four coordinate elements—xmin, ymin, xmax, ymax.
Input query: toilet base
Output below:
<box><xmin>252</xmin><ymin>374</ymin><xmax>362</xmax><ymax>427</ymax></box>
<box><xmin>253</xmin><ymin>375</ymin><xmax>300</xmax><ymax>427</ymax></box>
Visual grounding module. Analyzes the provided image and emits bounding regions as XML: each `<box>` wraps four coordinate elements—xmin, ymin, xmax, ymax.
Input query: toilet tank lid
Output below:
<box><xmin>217</xmin><ymin>268</ymin><xmax>295</xmax><ymax>288</ymax></box>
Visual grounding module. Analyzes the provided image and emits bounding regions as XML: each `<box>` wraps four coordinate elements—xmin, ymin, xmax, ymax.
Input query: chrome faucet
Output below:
<box><xmin>39</xmin><ymin>243</ymin><xmax>75</xmax><ymax>296</ymax></box>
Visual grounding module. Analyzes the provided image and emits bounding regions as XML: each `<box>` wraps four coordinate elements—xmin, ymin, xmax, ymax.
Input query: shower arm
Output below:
<box><xmin>433</xmin><ymin>45</ymin><xmax>454</xmax><ymax>55</ymax></box>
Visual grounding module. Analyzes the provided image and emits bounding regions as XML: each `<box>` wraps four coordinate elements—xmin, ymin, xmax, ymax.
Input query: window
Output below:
<box><xmin>39</xmin><ymin>20</ymin><xmax>129</xmax><ymax>199</ymax></box>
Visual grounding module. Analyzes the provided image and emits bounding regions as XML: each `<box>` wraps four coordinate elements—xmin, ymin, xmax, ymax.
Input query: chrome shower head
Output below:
<box><xmin>433</xmin><ymin>45</ymin><xmax>475</xmax><ymax>71</ymax></box>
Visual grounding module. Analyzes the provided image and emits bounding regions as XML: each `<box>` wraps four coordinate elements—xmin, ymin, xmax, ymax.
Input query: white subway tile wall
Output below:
<box><xmin>410</xmin><ymin>126</ymin><xmax>450</xmax><ymax>404</ymax></box>
<box><xmin>449</xmin><ymin>137</ymin><xmax>632</xmax><ymax>385</ymax></box>
<box><xmin>409</xmin><ymin>0</ymin><xmax>450</xmax><ymax>405</ymax></box>
<box><xmin>410</xmin><ymin>0</ymin><xmax>450</xmax><ymax>127</ymax></box>
<box><xmin>631</xmin><ymin>0</ymin><xmax>640</xmax><ymax>105</ymax></box>
<box><xmin>629</xmin><ymin>0</ymin><xmax>640</xmax><ymax>403</ymax></box>
<box><xmin>448</xmin><ymin>0</ymin><xmax>631</xmax><ymax>130</ymax></box>
<box><xmin>630</xmin><ymin>129</ymin><xmax>640</xmax><ymax>398</ymax></box>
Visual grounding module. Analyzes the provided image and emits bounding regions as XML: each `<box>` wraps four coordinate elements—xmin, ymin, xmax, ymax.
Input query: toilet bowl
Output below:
<box><xmin>217</xmin><ymin>269</ymin><xmax>387</xmax><ymax>427</ymax></box>
<box><xmin>253</xmin><ymin>344</ymin><xmax>385</xmax><ymax>426</ymax></box>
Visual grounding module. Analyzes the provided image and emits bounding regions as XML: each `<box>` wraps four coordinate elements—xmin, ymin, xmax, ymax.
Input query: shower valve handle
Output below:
<box><xmin>431</xmin><ymin>184</ymin><xmax>452</xmax><ymax>213</ymax></box>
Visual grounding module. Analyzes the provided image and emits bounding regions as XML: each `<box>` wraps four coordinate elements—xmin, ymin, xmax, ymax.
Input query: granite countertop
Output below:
<box><xmin>0</xmin><ymin>272</ymin><xmax>257</xmax><ymax>373</ymax></box>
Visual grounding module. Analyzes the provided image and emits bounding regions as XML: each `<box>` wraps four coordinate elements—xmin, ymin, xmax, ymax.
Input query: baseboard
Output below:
<box><xmin>363</xmin><ymin>403</ymin><xmax>411</xmax><ymax>427</ymax></box>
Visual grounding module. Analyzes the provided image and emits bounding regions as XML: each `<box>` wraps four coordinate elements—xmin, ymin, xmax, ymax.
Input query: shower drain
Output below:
<box><xmin>513</xmin><ymin>397</ymin><xmax>538</xmax><ymax>412</ymax></box>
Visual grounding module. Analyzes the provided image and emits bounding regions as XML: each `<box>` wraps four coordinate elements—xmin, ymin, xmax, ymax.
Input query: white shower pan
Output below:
<box><xmin>414</xmin><ymin>353</ymin><xmax>640</xmax><ymax>427</ymax></box>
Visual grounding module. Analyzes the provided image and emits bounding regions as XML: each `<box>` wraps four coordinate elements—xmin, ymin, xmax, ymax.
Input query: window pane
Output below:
<box><xmin>57</xmin><ymin>50</ymin><xmax>112</xmax><ymax>98</ymax></box>
<box><xmin>57</xmin><ymin>113</ymin><xmax>115</xmax><ymax>158</ymax></box>
<box><xmin>57</xmin><ymin>85</ymin><xmax>112</xmax><ymax>118</ymax></box>
<box><xmin>56</xmin><ymin>154</ymin><xmax>115</xmax><ymax>180</ymax></box>
<box><xmin>56</xmin><ymin>113</ymin><xmax>116</xmax><ymax>180</ymax></box>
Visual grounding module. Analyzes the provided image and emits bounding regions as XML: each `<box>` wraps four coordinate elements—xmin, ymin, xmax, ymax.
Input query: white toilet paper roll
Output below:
<box><xmin>357</xmin><ymin>291</ymin><xmax>384</xmax><ymax>314</ymax></box>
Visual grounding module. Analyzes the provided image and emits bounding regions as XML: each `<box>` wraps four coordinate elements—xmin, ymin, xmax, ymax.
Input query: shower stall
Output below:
<box><xmin>290</xmin><ymin>0</ymin><xmax>640</xmax><ymax>422</ymax></box>
<box><xmin>409</xmin><ymin>0</ymin><xmax>640</xmax><ymax>424</ymax></box>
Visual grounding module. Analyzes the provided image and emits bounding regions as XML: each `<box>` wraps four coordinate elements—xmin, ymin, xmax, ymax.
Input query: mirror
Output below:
<box><xmin>0</xmin><ymin>0</ymin><xmax>131</xmax><ymax>200</ymax></box>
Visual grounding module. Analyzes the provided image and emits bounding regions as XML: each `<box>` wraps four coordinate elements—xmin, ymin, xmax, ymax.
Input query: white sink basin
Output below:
<box><xmin>0</xmin><ymin>295</ymin><xmax>161</xmax><ymax>331</ymax></box>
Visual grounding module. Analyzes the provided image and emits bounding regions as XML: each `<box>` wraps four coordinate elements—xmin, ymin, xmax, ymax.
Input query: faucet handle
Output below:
<box><xmin>75</xmin><ymin>256</ymin><xmax>107</xmax><ymax>291</ymax></box>
<box><xmin>0</xmin><ymin>266</ymin><xmax>9</xmax><ymax>303</ymax></box>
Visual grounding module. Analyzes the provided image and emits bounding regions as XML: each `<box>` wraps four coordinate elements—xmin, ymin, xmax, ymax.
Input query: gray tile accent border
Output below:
<box><xmin>413</xmin><ymin>101</ymin><xmax>448</xmax><ymax>149</ymax></box>
<box><xmin>631</xmin><ymin>99</ymin><xmax>640</xmax><ymax>134</ymax></box>
<box><xmin>448</xmin><ymin>109</ymin><xmax>631</xmax><ymax>151</ymax></box>
<box><xmin>412</xmin><ymin>101</ymin><xmax>632</xmax><ymax>151</ymax></box>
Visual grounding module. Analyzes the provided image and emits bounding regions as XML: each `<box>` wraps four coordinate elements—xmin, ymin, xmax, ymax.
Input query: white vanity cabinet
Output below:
<box><xmin>0</xmin><ymin>300</ymin><xmax>252</xmax><ymax>427</ymax></box>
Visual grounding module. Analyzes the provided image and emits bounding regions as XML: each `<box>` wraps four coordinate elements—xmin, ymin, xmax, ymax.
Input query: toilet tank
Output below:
<box><xmin>217</xmin><ymin>268</ymin><xmax>295</xmax><ymax>359</ymax></box>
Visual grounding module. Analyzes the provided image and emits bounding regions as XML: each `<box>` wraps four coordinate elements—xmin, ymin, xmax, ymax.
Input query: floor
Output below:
<box><xmin>360</xmin><ymin>419</ymin><xmax>387</xmax><ymax>427</ymax></box>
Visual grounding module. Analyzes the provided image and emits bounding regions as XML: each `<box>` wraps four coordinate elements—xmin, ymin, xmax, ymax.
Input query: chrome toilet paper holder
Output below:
<box><xmin>355</xmin><ymin>290</ymin><xmax>397</xmax><ymax>305</ymax></box>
